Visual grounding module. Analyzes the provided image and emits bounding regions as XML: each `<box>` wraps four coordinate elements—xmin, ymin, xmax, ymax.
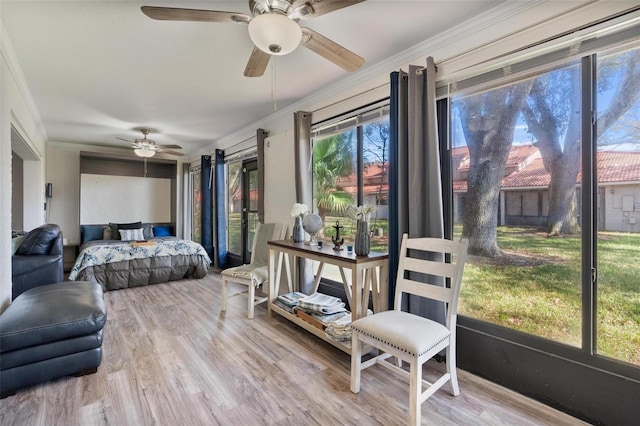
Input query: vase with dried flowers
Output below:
<box><xmin>347</xmin><ymin>204</ymin><xmax>376</xmax><ymax>256</ymax></box>
<box><xmin>290</xmin><ymin>203</ymin><xmax>309</xmax><ymax>243</ymax></box>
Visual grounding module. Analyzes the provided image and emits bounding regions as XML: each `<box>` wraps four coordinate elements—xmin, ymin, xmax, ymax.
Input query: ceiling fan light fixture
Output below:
<box><xmin>134</xmin><ymin>147</ymin><xmax>155</xmax><ymax>158</ymax></box>
<box><xmin>248</xmin><ymin>13</ymin><xmax>301</xmax><ymax>55</ymax></box>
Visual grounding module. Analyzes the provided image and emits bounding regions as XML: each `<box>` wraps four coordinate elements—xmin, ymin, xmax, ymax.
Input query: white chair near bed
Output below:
<box><xmin>221</xmin><ymin>223</ymin><xmax>287</xmax><ymax>318</ymax></box>
<box><xmin>350</xmin><ymin>234</ymin><xmax>469</xmax><ymax>426</ymax></box>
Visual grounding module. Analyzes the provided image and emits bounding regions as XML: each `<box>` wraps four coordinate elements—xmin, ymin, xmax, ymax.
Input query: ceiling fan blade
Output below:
<box><xmin>301</xmin><ymin>28</ymin><xmax>364</xmax><ymax>72</ymax></box>
<box><xmin>116</xmin><ymin>137</ymin><xmax>133</xmax><ymax>143</ymax></box>
<box><xmin>244</xmin><ymin>47</ymin><xmax>271</xmax><ymax>77</ymax></box>
<box><xmin>157</xmin><ymin>144</ymin><xmax>183</xmax><ymax>150</ymax></box>
<box><xmin>291</xmin><ymin>0</ymin><xmax>365</xmax><ymax>20</ymax></box>
<box><xmin>141</xmin><ymin>6</ymin><xmax>250</xmax><ymax>24</ymax></box>
<box><xmin>158</xmin><ymin>149</ymin><xmax>185</xmax><ymax>157</ymax></box>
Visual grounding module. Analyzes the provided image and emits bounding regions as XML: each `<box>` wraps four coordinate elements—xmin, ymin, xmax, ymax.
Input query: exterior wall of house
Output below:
<box><xmin>504</xmin><ymin>190</ymin><xmax>549</xmax><ymax>228</ymax></box>
<box><xmin>602</xmin><ymin>184</ymin><xmax>640</xmax><ymax>232</ymax></box>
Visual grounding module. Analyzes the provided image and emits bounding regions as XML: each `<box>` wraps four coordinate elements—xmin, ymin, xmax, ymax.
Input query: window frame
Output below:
<box><xmin>438</xmin><ymin>36</ymin><xmax>640</xmax><ymax>382</ymax></box>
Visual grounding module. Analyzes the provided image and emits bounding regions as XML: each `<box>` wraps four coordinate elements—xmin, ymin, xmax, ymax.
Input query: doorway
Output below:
<box><xmin>226</xmin><ymin>158</ymin><xmax>259</xmax><ymax>267</ymax></box>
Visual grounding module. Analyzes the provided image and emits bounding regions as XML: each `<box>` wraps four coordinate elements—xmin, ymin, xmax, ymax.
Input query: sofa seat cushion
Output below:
<box><xmin>0</xmin><ymin>281</ymin><xmax>106</xmax><ymax>353</ymax></box>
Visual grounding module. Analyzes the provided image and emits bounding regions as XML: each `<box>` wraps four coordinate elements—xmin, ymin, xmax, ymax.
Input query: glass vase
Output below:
<box><xmin>292</xmin><ymin>215</ymin><xmax>305</xmax><ymax>243</ymax></box>
<box><xmin>354</xmin><ymin>219</ymin><xmax>370</xmax><ymax>256</ymax></box>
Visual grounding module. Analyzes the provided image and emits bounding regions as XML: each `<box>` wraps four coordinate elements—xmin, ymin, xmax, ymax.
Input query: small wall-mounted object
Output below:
<box><xmin>45</xmin><ymin>183</ymin><xmax>53</xmax><ymax>198</ymax></box>
<box><xmin>635</xmin><ymin>203</ymin><xmax>640</xmax><ymax>212</ymax></box>
<box><xmin>622</xmin><ymin>195</ymin><xmax>634</xmax><ymax>212</ymax></box>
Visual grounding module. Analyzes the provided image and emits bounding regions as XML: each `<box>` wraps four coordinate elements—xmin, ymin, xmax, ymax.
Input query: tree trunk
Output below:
<box><xmin>458</xmin><ymin>81</ymin><xmax>533</xmax><ymax>257</ymax></box>
<box><xmin>462</xmin><ymin>152</ymin><xmax>507</xmax><ymax>256</ymax></box>
<box><xmin>524</xmin><ymin>52</ymin><xmax>640</xmax><ymax>236</ymax></box>
<box><xmin>546</xmin><ymin>160</ymin><xmax>580</xmax><ymax>235</ymax></box>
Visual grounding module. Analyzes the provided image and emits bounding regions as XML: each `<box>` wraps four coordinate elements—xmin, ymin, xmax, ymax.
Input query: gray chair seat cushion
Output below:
<box><xmin>351</xmin><ymin>310</ymin><xmax>450</xmax><ymax>357</ymax></box>
<box><xmin>0</xmin><ymin>281</ymin><xmax>106</xmax><ymax>353</ymax></box>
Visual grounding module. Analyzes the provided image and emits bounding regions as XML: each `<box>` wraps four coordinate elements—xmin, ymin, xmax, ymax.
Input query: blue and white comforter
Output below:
<box><xmin>69</xmin><ymin>237</ymin><xmax>211</xmax><ymax>280</ymax></box>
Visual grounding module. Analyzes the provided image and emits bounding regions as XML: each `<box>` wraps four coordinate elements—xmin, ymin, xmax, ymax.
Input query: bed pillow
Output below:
<box><xmin>119</xmin><ymin>228</ymin><xmax>145</xmax><ymax>241</ymax></box>
<box><xmin>109</xmin><ymin>221</ymin><xmax>142</xmax><ymax>240</ymax></box>
<box><xmin>153</xmin><ymin>225</ymin><xmax>171</xmax><ymax>237</ymax></box>
<box><xmin>142</xmin><ymin>223</ymin><xmax>153</xmax><ymax>240</ymax></box>
<box><xmin>81</xmin><ymin>225</ymin><xmax>105</xmax><ymax>244</ymax></box>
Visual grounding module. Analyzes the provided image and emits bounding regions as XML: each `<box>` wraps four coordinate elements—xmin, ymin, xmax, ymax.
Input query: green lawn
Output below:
<box><xmin>456</xmin><ymin>226</ymin><xmax>640</xmax><ymax>366</ymax></box>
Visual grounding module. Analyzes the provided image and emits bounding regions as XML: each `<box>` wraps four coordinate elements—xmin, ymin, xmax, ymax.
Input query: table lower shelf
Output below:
<box><xmin>270</xmin><ymin>303</ymin><xmax>374</xmax><ymax>355</ymax></box>
<box><xmin>271</xmin><ymin>303</ymin><xmax>351</xmax><ymax>353</ymax></box>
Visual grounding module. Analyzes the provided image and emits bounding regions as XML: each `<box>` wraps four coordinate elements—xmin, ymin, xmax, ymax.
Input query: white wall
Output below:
<box><xmin>80</xmin><ymin>174</ymin><xmax>172</xmax><ymax>224</ymax></box>
<box><xmin>604</xmin><ymin>184</ymin><xmax>640</xmax><ymax>232</ymax></box>
<box><xmin>45</xmin><ymin>143</ymin><xmax>80</xmax><ymax>243</ymax></box>
<box><xmin>1</xmin><ymin>22</ymin><xmax>47</xmax><ymax>308</ymax></box>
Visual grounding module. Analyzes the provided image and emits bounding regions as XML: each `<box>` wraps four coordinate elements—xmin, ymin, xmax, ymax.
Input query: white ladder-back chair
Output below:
<box><xmin>221</xmin><ymin>223</ymin><xmax>287</xmax><ymax>318</ymax></box>
<box><xmin>350</xmin><ymin>234</ymin><xmax>469</xmax><ymax>426</ymax></box>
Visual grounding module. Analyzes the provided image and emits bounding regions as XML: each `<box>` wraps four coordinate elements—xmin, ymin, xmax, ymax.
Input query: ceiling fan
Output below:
<box><xmin>117</xmin><ymin>129</ymin><xmax>184</xmax><ymax>157</ymax></box>
<box><xmin>141</xmin><ymin>0</ymin><xmax>366</xmax><ymax>77</ymax></box>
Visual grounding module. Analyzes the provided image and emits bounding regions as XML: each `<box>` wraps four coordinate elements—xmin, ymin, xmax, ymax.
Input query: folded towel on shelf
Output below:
<box><xmin>325</xmin><ymin>310</ymin><xmax>373</xmax><ymax>342</ymax></box>
<box><xmin>297</xmin><ymin>292</ymin><xmax>346</xmax><ymax>314</ymax></box>
<box><xmin>277</xmin><ymin>291</ymin><xmax>308</xmax><ymax>307</ymax></box>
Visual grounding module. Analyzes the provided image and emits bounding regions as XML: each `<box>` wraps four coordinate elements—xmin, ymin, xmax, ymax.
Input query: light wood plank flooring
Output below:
<box><xmin>0</xmin><ymin>272</ymin><xmax>588</xmax><ymax>425</ymax></box>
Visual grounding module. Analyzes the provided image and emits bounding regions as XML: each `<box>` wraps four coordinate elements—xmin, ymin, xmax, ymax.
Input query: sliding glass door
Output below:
<box><xmin>447</xmin><ymin>39</ymin><xmax>640</xmax><ymax>367</ymax></box>
<box><xmin>226</xmin><ymin>158</ymin><xmax>258</xmax><ymax>266</ymax></box>
<box><xmin>451</xmin><ymin>62</ymin><xmax>583</xmax><ymax>348</ymax></box>
<box><xmin>595</xmin><ymin>44</ymin><xmax>640</xmax><ymax>365</ymax></box>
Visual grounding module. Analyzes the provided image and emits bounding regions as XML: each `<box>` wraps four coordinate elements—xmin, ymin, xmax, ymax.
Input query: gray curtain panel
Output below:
<box><xmin>294</xmin><ymin>111</ymin><xmax>314</xmax><ymax>294</ymax></box>
<box><xmin>389</xmin><ymin>57</ymin><xmax>446</xmax><ymax>324</ymax></box>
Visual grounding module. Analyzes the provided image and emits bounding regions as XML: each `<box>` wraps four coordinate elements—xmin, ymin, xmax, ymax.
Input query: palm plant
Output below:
<box><xmin>313</xmin><ymin>134</ymin><xmax>354</xmax><ymax>223</ymax></box>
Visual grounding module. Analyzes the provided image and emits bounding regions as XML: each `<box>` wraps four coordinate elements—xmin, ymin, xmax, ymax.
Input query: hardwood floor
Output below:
<box><xmin>0</xmin><ymin>272</ymin><xmax>587</xmax><ymax>425</ymax></box>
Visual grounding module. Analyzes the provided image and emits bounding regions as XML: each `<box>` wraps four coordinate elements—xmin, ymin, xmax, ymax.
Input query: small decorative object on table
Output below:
<box><xmin>331</xmin><ymin>220</ymin><xmax>344</xmax><ymax>250</ymax></box>
<box><xmin>303</xmin><ymin>213</ymin><xmax>323</xmax><ymax>246</ymax></box>
<box><xmin>348</xmin><ymin>204</ymin><xmax>376</xmax><ymax>256</ymax></box>
<box><xmin>290</xmin><ymin>203</ymin><xmax>309</xmax><ymax>243</ymax></box>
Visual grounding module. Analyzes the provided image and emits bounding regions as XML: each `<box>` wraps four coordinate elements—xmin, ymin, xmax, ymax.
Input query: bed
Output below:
<box><xmin>69</xmin><ymin>223</ymin><xmax>211</xmax><ymax>291</ymax></box>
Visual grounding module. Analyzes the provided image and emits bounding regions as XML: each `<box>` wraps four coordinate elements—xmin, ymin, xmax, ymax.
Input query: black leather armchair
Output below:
<box><xmin>12</xmin><ymin>223</ymin><xmax>64</xmax><ymax>299</ymax></box>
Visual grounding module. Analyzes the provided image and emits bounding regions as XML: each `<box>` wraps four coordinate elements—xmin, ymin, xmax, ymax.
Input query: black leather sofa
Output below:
<box><xmin>12</xmin><ymin>223</ymin><xmax>64</xmax><ymax>299</ymax></box>
<box><xmin>0</xmin><ymin>281</ymin><xmax>106</xmax><ymax>398</ymax></box>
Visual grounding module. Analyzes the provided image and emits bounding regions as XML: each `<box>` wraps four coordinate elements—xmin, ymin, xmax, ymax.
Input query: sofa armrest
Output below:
<box><xmin>50</xmin><ymin>234</ymin><xmax>63</xmax><ymax>256</ymax></box>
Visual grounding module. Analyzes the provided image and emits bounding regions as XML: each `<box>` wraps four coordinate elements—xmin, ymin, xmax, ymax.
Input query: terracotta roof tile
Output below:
<box><xmin>455</xmin><ymin>146</ymin><xmax>640</xmax><ymax>191</ymax></box>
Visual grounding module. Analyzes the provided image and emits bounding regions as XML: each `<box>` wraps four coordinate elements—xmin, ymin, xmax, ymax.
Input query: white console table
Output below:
<box><xmin>267</xmin><ymin>240</ymin><xmax>389</xmax><ymax>353</ymax></box>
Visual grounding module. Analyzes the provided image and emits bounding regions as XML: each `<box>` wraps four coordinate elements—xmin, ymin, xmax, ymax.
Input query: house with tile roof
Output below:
<box><xmin>453</xmin><ymin>145</ymin><xmax>640</xmax><ymax>232</ymax></box>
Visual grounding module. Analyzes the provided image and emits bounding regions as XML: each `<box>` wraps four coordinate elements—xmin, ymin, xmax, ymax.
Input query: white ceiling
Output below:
<box><xmin>1</xmin><ymin>0</ymin><xmax>506</xmax><ymax>156</ymax></box>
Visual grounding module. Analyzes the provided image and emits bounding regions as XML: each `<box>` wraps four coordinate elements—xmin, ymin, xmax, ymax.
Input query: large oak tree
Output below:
<box><xmin>523</xmin><ymin>50</ymin><xmax>640</xmax><ymax>236</ymax></box>
<box><xmin>457</xmin><ymin>81</ymin><xmax>533</xmax><ymax>256</ymax></box>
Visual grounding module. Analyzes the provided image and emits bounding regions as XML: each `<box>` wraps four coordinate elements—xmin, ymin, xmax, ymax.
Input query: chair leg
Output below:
<box><xmin>248</xmin><ymin>283</ymin><xmax>255</xmax><ymax>319</ymax></box>
<box><xmin>409</xmin><ymin>358</ymin><xmax>422</xmax><ymax>426</ymax></box>
<box><xmin>350</xmin><ymin>330</ymin><xmax>362</xmax><ymax>393</ymax></box>
<box><xmin>447</xmin><ymin>342</ymin><xmax>460</xmax><ymax>396</ymax></box>
<box><xmin>221</xmin><ymin>278</ymin><xmax>227</xmax><ymax>312</ymax></box>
